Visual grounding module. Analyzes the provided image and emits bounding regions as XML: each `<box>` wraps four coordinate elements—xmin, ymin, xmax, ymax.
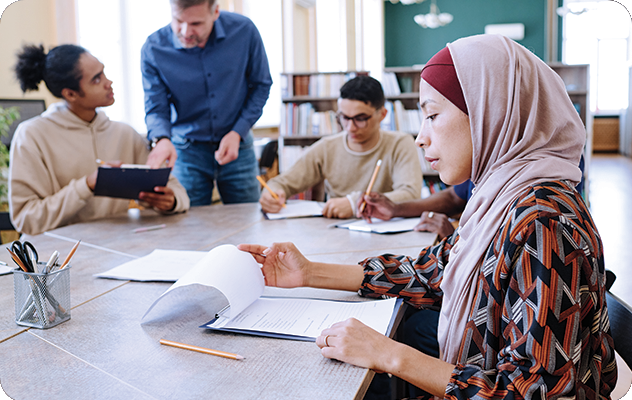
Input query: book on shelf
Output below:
<box><xmin>293</xmin><ymin>75</ymin><xmax>310</xmax><ymax>96</ymax></box>
<box><xmin>421</xmin><ymin>176</ymin><xmax>447</xmax><ymax>197</ymax></box>
<box><xmin>282</xmin><ymin>102</ymin><xmax>341</xmax><ymax>136</ymax></box>
<box><xmin>381</xmin><ymin>72</ymin><xmax>402</xmax><ymax>97</ymax></box>
<box><xmin>386</xmin><ymin>100</ymin><xmax>422</xmax><ymax>134</ymax></box>
<box><xmin>287</xmin><ymin>72</ymin><xmax>363</xmax><ymax>98</ymax></box>
<box><xmin>143</xmin><ymin>244</ymin><xmax>400</xmax><ymax>342</ymax></box>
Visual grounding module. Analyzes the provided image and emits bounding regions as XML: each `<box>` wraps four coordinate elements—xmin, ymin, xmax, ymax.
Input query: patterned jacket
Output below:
<box><xmin>359</xmin><ymin>181</ymin><xmax>617</xmax><ymax>399</ymax></box>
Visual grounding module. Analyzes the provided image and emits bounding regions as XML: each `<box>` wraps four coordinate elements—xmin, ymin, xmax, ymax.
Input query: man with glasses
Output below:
<box><xmin>260</xmin><ymin>75</ymin><xmax>422</xmax><ymax>219</ymax></box>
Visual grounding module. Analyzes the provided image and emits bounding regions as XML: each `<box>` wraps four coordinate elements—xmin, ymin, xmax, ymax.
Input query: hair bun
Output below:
<box><xmin>14</xmin><ymin>44</ymin><xmax>48</xmax><ymax>93</ymax></box>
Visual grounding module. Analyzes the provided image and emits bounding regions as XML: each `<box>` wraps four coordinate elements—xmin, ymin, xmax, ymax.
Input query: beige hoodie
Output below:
<box><xmin>9</xmin><ymin>102</ymin><xmax>189</xmax><ymax>235</ymax></box>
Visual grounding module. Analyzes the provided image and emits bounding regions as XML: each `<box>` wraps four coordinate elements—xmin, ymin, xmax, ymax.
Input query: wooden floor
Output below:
<box><xmin>590</xmin><ymin>154</ymin><xmax>632</xmax><ymax>306</ymax></box>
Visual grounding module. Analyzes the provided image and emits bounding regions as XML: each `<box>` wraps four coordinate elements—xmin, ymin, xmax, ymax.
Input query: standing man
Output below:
<box><xmin>142</xmin><ymin>0</ymin><xmax>272</xmax><ymax>206</ymax></box>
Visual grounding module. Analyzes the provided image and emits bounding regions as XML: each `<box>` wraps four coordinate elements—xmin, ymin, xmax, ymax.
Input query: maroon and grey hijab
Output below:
<box><xmin>421</xmin><ymin>34</ymin><xmax>585</xmax><ymax>364</ymax></box>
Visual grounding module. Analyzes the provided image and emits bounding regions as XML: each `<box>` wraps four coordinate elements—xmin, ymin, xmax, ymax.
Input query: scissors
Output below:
<box><xmin>11</xmin><ymin>241</ymin><xmax>39</xmax><ymax>272</ymax></box>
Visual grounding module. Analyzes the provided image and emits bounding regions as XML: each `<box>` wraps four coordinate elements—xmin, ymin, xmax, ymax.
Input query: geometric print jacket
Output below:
<box><xmin>358</xmin><ymin>180</ymin><xmax>617</xmax><ymax>399</ymax></box>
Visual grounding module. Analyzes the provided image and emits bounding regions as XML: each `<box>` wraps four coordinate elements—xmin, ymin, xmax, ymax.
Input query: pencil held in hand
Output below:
<box><xmin>256</xmin><ymin>175</ymin><xmax>286</xmax><ymax>208</ymax></box>
<box><xmin>359</xmin><ymin>159</ymin><xmax>382</xmax><ymax>213</ymax></box>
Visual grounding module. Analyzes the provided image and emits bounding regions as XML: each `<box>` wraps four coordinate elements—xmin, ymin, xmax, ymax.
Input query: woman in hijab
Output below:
<box><xmin>239</xmin><ymin>34</ymin><xmax>616</xmax><ymax>399</ymax></box>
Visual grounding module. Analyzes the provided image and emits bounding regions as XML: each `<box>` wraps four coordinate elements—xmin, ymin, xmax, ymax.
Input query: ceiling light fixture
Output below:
<box><xmin>413</xmin><ymin>0</ymin><xmax>453</xmax><ymax>29</ymax></box>
<box><xmin>387</xmin><ymin>0</ymin><xmax>427</xmax><ymax>4</ymax></box>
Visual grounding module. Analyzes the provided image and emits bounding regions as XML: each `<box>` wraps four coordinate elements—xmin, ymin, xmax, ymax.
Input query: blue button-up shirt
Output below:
<box><xmin>141</xmin><ymin>11</ymin><xmax>272</xmax><ymax>142</ymax></box>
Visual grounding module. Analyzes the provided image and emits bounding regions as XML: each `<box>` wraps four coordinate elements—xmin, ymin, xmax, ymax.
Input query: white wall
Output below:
<box><xmin>0</xmin><ymin>0</ymin><xmax>61</xmax><ymax>106</ymax></box>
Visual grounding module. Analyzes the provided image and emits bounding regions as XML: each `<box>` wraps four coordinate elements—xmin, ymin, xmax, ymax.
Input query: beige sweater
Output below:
<box><xmin>9</xmin><ymin>102</ymin><xmax>190</xmax><ymax>235</ymax></box>
<box><xmin>268</xmin><ymin>130</ymin><xmax>422</xmax><ymax>211</ymax></box>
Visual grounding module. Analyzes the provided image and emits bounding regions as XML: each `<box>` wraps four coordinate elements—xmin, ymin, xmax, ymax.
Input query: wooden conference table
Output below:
<box><xmin>0</xmin><ymin>203</ymin><xmax>435</xmax><ymax>400</ymax></box>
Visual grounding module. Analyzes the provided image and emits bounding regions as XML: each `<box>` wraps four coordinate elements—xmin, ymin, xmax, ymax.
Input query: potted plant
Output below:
<box><xmin>0</xmin><ymin>106</ymin><xmax>20</xmax><ymax>210</ymax></box>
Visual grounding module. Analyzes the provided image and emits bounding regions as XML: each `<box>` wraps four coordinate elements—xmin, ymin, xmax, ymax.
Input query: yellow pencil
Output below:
<box><xmin>60</xmin><ymin>240</ymin><xmax>81</xmax><ymax>270</ymax></box>
<box><xmin>160</xmin><ymin>339</ymin><xmax>245</xmax><ymax>360</ymax></box>
<box><xmin>359</xmin><ymin>159</ymin><xmax>382</xmax><ymax>213</ymax></box>
<box><xmin>256</xmin><ymin>175</ymin><xmax>286</xmax><ymax>208</ymax></box>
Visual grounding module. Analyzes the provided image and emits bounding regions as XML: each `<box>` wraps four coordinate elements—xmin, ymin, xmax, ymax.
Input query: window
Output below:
<box><xmin>76</xmin><ymin>0</ymin><xmax>171</xmax><ymax>133</ymax></box>
<box><xmin>76</xmin><ymin>0</ymin><xmax>282</xmax><ymax>132</ymax></box>
<box><xmin>241</xmin><ymin>0</ymin><xmax>283</xmax><ymax>128</ymax></box>
<box><xmin>561</xmin><ymin>0</ymin><xmax>632</xmax><ymax>113</ymax></box>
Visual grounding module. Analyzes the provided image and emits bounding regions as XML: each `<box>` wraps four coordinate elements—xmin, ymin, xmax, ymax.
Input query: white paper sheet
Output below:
<box><xmin>143</xmin><ymin>245</ymin><xmax>264</xmax><ymax>319</ymax></box>
<box><xmin>94</xmin><ymin>249</ymin><xmax>206</xmax><ymax>281</ymax></box>
<box><xmin>207</xmin><ymin>296</ymin><xmax>397</xmax><ymax>340</ymax></box>
<box><xmin>264</xmin><ymin>200</ymin><xmax>323</xmax><ymax>220</ymax></box>
<box><xmin>336</xmin><ymin>217</ymin><xmax>420</xmax><ymax>234</ymax></box>
<box><xmin>0</xmin><ymin>265</ymin><xmax>13</xmax><ymax>276</ymax></box>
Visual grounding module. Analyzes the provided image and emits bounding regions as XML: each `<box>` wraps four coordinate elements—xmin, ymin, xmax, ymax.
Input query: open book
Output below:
<box><xmin>143</xmin><ymin>245</ymin><xmax>399</xmax><ymax>341</ymax></box>
<box><xmin>263</xmin><ymin>200</ymin><xmax>324</xmax><ymax>220</ymax></box>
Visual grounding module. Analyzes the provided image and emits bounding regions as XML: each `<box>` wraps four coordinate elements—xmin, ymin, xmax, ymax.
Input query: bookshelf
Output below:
<box><xmin>547</xmin><ymin>63</ymin><xmax>592</xmax><ymax>199</ymax></box>
<box><xmin>381</xmin><ymin>66</ymin><xmax>435</xmax><ymax>183</ymax></box>
<box><xmin>279</xmin><ymin>71</ymin><xmax>367</xmax><ymax>173</ymax></box>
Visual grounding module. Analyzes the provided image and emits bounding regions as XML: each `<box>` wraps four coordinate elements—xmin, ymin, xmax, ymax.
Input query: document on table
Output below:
<box><xmin>0</xmin><ymin>265</ymin><xmax>13</xmax><ymax>276</ymax></box>
<box><xmin>263</xmin><ymin>200</ymin><xmax>324</xmax><ymax>220</ymax></box>
<box><xmin>335</xmin><ymin>217</ymin><xmax>419</xmax><ymax>234</ymax></box>
<box><xmin>142</xmin><ymin>244</ymin><xmax>399</xmax><ymax>341</ymax></box>
<box><xmin>203</xmin><ymin>296</ymin><xmax>398</xmax><ymax>341</ymax></box>
<box><xmin>94</xmin><ymin>249</ymin><xmax>206</xmax><ymax>281</ymax></box>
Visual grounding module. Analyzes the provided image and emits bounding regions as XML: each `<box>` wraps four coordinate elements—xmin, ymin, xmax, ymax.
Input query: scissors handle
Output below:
<box><xmin>11</xmin><ymin>241</ymin><xmax>39</xmax><ymax>272</ymax></box>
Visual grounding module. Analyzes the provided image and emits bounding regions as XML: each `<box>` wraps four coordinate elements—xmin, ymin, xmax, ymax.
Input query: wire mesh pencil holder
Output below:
<box><xmin>13</xmin><ymin>264</ymin><xmax>71</xmax><ymax>329</ymax></box>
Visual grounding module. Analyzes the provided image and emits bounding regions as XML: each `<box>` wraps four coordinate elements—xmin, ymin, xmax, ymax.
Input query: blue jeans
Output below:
<box><xmin>171</xmin><ymin>132</ymin><xmax>260</xmax><ymax>206</ymax></box>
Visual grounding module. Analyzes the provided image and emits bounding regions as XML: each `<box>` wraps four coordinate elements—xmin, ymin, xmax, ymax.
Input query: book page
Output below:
<box><xmin>206</xmin><ymin>297</ymin><xmax>397</xmax><ymax>340</ymax></box>
<box><xmin>143</xmin><ymin>245</ymin><xmax>264</xmax><ymax>319</ymax></box>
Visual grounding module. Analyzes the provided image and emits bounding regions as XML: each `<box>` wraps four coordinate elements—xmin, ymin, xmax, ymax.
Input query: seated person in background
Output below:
<box><xmin>9</xmin><ymin>44</ymin><xmax>190</xmax><ymax>236</ymax></box>
<box><xmin>259</xmin><ymin>75</ymin><xmax>422</xmax><ymax>219</ymax></box>
<box><xmin>240</xmin><ymin>34</ymin><xmax>615</xmax><ymax>399</ymax></box>
<box><xmin>360</xmin><ymin>181</ymin><xmax>469</xmax><ymax>239</ymax></box>
<box><xmin>360</xmin><ymin>155</ymin><xmax>585</xmax><ymax>240</ymax></box>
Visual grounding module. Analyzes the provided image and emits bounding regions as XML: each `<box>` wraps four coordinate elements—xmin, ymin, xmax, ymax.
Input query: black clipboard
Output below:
<box><xmin>94</xmin><ymin>166</ymin><xmax>171</xmax><ymax>199</ymax></box>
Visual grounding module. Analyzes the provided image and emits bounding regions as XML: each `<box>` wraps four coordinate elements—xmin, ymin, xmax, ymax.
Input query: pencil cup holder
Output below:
<box><xmin>13</xmin><ymin>265</ymin><xmax>71</xmax><ymax>329</ymax></box>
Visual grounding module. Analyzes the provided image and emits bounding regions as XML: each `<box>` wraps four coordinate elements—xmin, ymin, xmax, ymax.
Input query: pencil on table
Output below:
<box><xmin>256</xmin><ymin>175</ymin><xmax>286</xmax><ymax>208</ymax></box>
<box><xmin>160</xmin><ymin>339</ymin><xmax>245</xmax><ymax>360</ymax></box>
<box><xmin>359</xmin><ymin>159</ymin><xmax>382</xmax><ymax>213</ymax></box>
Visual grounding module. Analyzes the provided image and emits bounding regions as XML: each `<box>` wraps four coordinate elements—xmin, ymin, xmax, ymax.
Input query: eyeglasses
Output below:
<box><xmin>336</xmin><ymin>111</ymin><xmax>376</xmax><ymax>129</ymax></box>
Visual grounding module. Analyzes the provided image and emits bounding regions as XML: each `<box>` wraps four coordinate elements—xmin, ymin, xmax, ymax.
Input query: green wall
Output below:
<box><xmin>384</xmin><ymin>0</ymin><xmax>548</xmax><ymax>66</ymax></box>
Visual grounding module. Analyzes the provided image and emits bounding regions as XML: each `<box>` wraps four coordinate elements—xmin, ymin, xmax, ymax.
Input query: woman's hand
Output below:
<box><xmin>315</xmin><ymin>318</ymin><xmax>394</xmax><ymax>373</ymax></box>
<box><xmin>357</xmin><ymin>192</ymin><xmax>397</xmax><ymax>222</ymax></box>
<box><xmin>237</xmin><ymin>242</ymin><xmax>311</xmax><ymax>288</ymax></box>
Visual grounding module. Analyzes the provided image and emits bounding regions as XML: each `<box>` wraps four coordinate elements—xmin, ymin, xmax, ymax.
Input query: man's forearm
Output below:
<box><xmin>395</xmin><ymin>186</ymin><xmax>467</xmax><ymax>218</ymax></box>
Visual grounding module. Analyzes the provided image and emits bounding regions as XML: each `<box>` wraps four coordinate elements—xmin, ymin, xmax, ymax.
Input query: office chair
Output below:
<box><xmin>605</xmin><ymin>270</ymin><xmax>632</xmax><ymax>399</ymax></box>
